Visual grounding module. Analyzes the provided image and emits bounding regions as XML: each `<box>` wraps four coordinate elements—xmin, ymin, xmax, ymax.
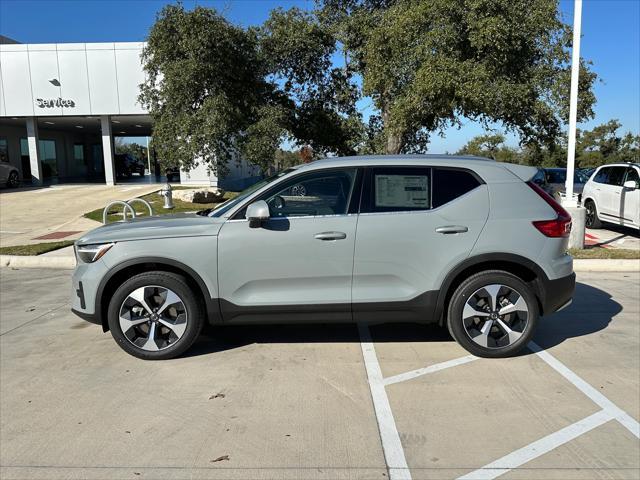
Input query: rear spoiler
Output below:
<box><xmin>501</xmin><ymin>163</ymin><xmax>538</xmax><ymax>182</ymax></box>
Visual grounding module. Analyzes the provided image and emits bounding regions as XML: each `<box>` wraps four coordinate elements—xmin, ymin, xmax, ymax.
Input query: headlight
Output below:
<box><xmin>76</xmin><ymin>243</ymin><xmax>114</xmax><ymax>263</ymax></box>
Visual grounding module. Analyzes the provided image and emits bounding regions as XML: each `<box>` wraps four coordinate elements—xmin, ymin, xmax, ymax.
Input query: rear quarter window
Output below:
<box><xmin>593</xmin><ymin>168</ymin><xmax>609</xmax><ymax>184</ymax></box>
<box><xmin>432</xmin><ymin>168</ymin><xmax>481</xmax><ymax>208</ymax></box>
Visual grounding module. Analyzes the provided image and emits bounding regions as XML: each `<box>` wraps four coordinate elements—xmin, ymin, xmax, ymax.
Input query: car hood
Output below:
<box><xmin>77</xmin><ymin>213</ymin><xmax>225</xmax><ymax>245</ymax></box>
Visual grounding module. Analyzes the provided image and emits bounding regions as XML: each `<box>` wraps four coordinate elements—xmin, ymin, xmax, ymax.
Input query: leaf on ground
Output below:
<box><xmin>211</xmin><ymin>455</ymin><xmax>230</xmax><ymax>462</ymax></box>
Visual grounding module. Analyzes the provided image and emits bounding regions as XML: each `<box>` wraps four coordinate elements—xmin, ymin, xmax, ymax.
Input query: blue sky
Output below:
<box><xmin>1</xmin><ymin>0</ymin><xmax>638</xmax><ymax>152</ymax></box>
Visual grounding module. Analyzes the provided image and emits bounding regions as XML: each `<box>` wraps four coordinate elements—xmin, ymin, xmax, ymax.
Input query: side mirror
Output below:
<box><xmin>246</xmin><ymin>200</ymin><xmax>270</xmax><ymax>228</ymax></box>
<box><xmin>623</xmin><ymin>180</ymin><xmax>638</xmax><ymax>190</ymax></box>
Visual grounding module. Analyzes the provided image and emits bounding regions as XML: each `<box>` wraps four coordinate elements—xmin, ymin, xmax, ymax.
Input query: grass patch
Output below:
<box><xmin>569</xmin><ymin>247</ymin><xmax>640</xmax><ymax>259</ymax></box>
<box><xmin>84</xmin><ymin>190</ymin><xmax>237</xmax><ymax>223</ymax></box>
<box><xmin>0</xmin><ymin>240</ymin><xmax>75</xmax><ymax>256</ymax></box>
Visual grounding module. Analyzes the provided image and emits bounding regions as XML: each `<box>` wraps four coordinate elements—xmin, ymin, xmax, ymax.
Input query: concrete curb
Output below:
<box><xmin>1</xmin><ymin>255</ymin><xmax>638</xmax><ymax>272</ymax></box>
<box><xmin>573</xmin><ymin>259</ymin><xmax>640</xmax><ymax>272</ymax></box>
<box><xmin>0</xmin><ymin>255</ymin><xmax>76</xmax><ymax>269</ymax></box>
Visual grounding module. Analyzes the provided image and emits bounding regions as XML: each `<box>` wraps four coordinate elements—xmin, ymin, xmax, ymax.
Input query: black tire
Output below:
<box><xmin>584</xmin><ymin>200</ymin><xmax>602</xmax><ymax>229</ymax></box>
<box><xmin>7</xmin><ymin>171</ymin><xmax>19</xmax><ymax>188</ymax></box>
<box><xmin>107</xmin><ymin>271</ymin><xmax>204</xmax><ymax>360</ymax></box>
<box><xmin>447</xmin><ymin>270</ymin><xmax>539</xmax><ymax>358</ymax></box>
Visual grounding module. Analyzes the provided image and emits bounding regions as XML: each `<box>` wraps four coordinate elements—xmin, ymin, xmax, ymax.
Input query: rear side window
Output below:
<box><xmin>593</xmin><ymin>168</ymin><xmax>609</xmax><ymax>184</ymax></box>
<box><xmin>432</xmin><ymin>168</ymin><xmax>481</xmax><ymax>208</ymax></box>
<box><xmin>606</xmin><ymin>167</ymin><xmax>627</xmax><ymax>186</ymax></box>
<box><xmin>362</xmin><ymin>167</ymin><xmax>431</xmax><ymax>213</ymax></box>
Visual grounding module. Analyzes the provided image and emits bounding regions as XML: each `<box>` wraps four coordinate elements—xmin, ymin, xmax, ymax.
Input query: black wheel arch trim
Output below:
<box><xmin>435</xmin><ymin>252</ymin><xmax>563</xmax><ymax>323</ymax></box>
<box><xmin>94</xmin><ymin>256</ymin><xmax>220</xmax><ymax>332</ymax></box>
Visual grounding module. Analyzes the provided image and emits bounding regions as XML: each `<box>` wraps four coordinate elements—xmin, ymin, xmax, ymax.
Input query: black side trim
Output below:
<box><xmin>540</xmin><ymin>273</ymin><xmax>576</xmax><ymax>315</ymax></box>
<box><xmin>94</xmin><ymin>257</ymin><xmax>220</xmax><ymax>331</ymax></box>
<box><xmin>353</xmin><ymin>290</ymin><xmax>438</xmax><ymax>323</ymax></box>
<box><xmin>220</xmin><ymin>299</ymin><xmax>351</xmax><ymax>324</ymax></box>
<box><xmin>71</xmin><ymin>308</ymin><xmax>101</xmax><ymax>325</ymax></box>
<box><xmin>220</xmin><ymin>290</ymin><xmax>439</xmax><ymax>324</ymax></box>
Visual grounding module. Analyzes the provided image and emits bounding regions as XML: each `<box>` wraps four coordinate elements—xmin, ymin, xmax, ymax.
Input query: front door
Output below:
<box><xmin>600</xmin><ymin>166</ymin><xmax>627</xmax><ymax>219</ymax></box>
<box><xmin>622</xmin><ymin>167</ymin><xmax>640</xmax><ymax>227</ymax></box>
<box><xmin>352</xmin><ymin>166</ymin><xmax>489</xmax><ymax>322</ymax></box>
<box><xmin>217</xmin><ymin>168</ymin><xmax>360</xmax><ymax>323</ymax></box>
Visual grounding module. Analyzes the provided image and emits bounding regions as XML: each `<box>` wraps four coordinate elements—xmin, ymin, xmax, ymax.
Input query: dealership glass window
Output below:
<box><xmin>0</xmin><ymin>138</ymin><xmax>8</xmax><ymax>163</ymax></box>
<box><xmin>38</xmin><ymin>140</ymin><xmax>58</xmax><ymax>178</ymax></box>
<box><xmin>74</xmin><ymin>144</ymin><xmax>85</xmax><ymax>165</ymax></box>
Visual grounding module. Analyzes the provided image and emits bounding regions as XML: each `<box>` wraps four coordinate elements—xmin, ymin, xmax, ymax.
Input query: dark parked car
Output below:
<box><xmin>115</xmin><ymin>154</ymin><xmax>145</xmax><ymax>178</ymax></box>
<box><xmin>532</xmin><ymin>168</ymin><xmax>589</xmax><ymax>199</ymax></box>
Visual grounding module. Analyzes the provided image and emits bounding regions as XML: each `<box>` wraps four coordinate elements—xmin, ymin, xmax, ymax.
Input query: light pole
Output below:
<box><xmin>564</xmin><ymin>0</ymin><xmax>586</xmax><ymax>248</ymax></box>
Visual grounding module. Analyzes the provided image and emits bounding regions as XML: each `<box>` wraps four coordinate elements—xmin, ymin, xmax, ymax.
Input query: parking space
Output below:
<box><xmin>0</xmin><ymin>268</ymin><xmax>638</xmax><ymax>479</ymax></box>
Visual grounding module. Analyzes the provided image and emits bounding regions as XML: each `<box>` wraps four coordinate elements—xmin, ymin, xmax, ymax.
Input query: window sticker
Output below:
<box><xmin>375</xmin><ymin>175</ymin><xmax>429</xmax><ymax>208</ymax></box>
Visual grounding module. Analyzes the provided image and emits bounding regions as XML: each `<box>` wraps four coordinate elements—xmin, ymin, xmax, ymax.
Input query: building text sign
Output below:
<box><xmin>36</xmin><ymin>98</ymin><xmax>76</xmax><ymax>108</ymax></box>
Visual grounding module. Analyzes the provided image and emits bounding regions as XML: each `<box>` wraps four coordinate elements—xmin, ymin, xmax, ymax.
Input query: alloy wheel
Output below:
<box><xmin>462</xmin><ymin>284</ymin><xmax>529</xmax><ymax>349</ymax></box>
<box><xmin>119</xmin><ymin>285</ymin><xmax>188</xmax><ymax>351</ymax></box>
<box><xmin>585</xmin><ymin>203</ymin><xmax>595</xmax><ymax>227</ymax></box>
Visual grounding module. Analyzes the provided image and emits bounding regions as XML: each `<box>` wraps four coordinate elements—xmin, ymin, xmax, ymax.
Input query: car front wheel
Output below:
<box><xmin>107</xmin><ymin>271</ymin><xmax>204</xmax><ymax>360</ymax></box>
<box><xmin>447</xmin><ymin>270</ymin><xmax>538</xmax><ymax>358</ymax></box>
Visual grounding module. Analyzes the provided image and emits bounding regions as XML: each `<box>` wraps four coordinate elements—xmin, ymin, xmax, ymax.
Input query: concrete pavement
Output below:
<box><xmin>0</xmin><ymin>269</ymin><xmax>638</xmax><ymax>479</ymax></box>
<box><xmin>0</xmin><ymin>183</ymin><xmax>161</xmax><ymax>247</ymax></box>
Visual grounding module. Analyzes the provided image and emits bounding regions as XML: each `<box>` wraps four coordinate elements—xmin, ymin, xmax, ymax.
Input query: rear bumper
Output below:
<box><xmin>540</xmin><ymin>272</ymin><xmax>576</xmax><ymax>315</ymax></box>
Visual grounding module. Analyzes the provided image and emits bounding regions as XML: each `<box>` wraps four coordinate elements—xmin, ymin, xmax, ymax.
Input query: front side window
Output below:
<box><xmin>625</xmin><ymin>168</ymin><xmax>640</xmax><ymax>188</ymax></box>
<box><xmin>263</xmin><ymin>169</ymin><xmax>357</xmax><ymax>218</ymax></box>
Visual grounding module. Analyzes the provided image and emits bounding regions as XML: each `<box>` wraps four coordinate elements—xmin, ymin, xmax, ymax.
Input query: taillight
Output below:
<box><xmin>526</xmin><ymin>181</ymin><xmax>572</xmax><ymax>238</ymax></box>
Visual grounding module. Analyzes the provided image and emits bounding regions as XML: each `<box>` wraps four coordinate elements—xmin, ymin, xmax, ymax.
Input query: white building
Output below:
<box><xmin>0</xmin><ymin>38</ymin><xmax>260</xmax><ymax>188</ymax></box>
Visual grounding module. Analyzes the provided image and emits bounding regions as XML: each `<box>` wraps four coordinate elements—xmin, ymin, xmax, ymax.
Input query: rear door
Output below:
<box><xmin>352</xmin><ymin>166</ymin><xmax>489</xmax><ymax>322</ymax></box>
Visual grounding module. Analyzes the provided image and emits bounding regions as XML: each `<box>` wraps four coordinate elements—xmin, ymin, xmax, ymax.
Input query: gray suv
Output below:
<box><xmin>71</xmin><ymin>155</ymin><xmax>576</xmax><ymax>360</ymax></box>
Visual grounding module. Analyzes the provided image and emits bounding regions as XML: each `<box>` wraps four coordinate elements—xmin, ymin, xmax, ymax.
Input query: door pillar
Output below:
<box><xmin>25</xmin><ymin>117</ymin><xmax>43</xmax><ymax>186</ymax></box>
<box><xmin>100</xmin><ymin>115</ymin><xmax>116</xmax><ymax>185</ymax></box>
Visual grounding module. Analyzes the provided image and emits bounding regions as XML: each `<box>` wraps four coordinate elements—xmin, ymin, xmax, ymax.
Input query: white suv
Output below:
<box><xmin>582</xmin><ymin>163</ymin><xmax>640</xmax><ymax>230</ymax></box>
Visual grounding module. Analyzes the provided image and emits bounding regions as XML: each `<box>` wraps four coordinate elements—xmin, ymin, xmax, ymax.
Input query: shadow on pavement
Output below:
<box><xmin>184</xmin><ymin>281</ymin><xmax>621</xmax><ymax>358</ymax></box>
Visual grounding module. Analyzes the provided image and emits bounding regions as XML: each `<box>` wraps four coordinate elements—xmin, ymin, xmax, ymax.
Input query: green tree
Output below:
<box><xmin>456</xmin><ymin>133</ymin><xmax>519</xmax><ymax>163</ymax></box>
<box><xmin>319</xmin><ymin>0</ymin><xmax>597</xmax><ymax>154</ymax></box>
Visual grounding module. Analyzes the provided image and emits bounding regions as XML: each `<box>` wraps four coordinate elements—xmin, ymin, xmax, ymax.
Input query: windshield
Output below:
<box><xmin>208</xmin><ymin>168</ymin><xmax>295</xmax><ymax>218</ymax></box>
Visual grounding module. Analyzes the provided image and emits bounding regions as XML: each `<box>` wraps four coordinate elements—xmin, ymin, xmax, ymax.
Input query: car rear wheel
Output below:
<box><xmin>585</xmin><ymin>200</ymin><xmax>602</xmax><ymax>229</ymax></box>
<box><xmin>107</xmin><ymin>271</ymin><xmax>204</xmax><ymax>360</ymax></box>
<box><xmin>447</xmin><ymin>270</ymin><xmax>538</xmax><ymax>358</ymax></box>
<box><xmin>7</xmin><ymin>171</ymin><xmax>19</xmax><ymax>188</ymax></box>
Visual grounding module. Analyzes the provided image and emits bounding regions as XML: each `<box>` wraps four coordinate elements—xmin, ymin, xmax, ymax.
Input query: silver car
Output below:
<box><xmin>71</xmin><ymin>155</ymin><xmax>576</xmax><ymax>360</ymax></box>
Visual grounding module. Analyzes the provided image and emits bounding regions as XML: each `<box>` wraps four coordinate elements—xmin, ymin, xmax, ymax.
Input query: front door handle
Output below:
<box><xmin>435</xmin><ymin>225</ymin><xmax>468</xmax><ymax>234</ymax></box>
<box><xmin>314</xmin><ymin>231</ymin><xmax>347</xmax><ymax>241</ymax></box>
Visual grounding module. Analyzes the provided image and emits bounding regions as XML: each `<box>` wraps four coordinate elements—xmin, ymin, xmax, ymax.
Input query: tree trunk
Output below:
<box><xmin>381</xmin><ymin>101</ymin><xmax>404</xmax><ymax>154</ymax></box>
<box><xmin>385</xmin><ymin>131</ymin><xmax>403</xmax><ymax>154</ymax></box>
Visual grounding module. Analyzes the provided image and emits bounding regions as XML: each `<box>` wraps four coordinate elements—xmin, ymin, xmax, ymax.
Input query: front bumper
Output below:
<box><xmin>71</xmin><ymin>308</ymin><xmax>100</xmax><ymax>325</ymax></box>
<box><xmin>540</xmin><ymin>272</ymin><xmax>576</xmax><ymax>315</ymax></box>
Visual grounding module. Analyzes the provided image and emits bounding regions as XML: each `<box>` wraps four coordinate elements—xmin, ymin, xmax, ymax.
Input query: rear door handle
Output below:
<box><xmin>314</xmin><ymin>231</ymin><xmax>347</xmax><ymax>241</ymax></box>
<box><xmin>435</xmin><ymin>225</ymin><xmax>468</xmax><ymax>234</ymax></box>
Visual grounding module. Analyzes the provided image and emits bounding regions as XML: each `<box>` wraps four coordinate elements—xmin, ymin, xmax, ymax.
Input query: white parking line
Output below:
<box><xmin>360</xmin><ymin>330</ymin><xmax>639</xmax><ymax>479</ymax></box>
<box><xmin>383</xmin><ymin>355</ymin><xmax>478</xmax><ymax>386</ymax></box>
<box><xmin>529</xmin><ymin>341</ymin><xmax>640</xmax><ymax>439</ymax></box>
<box><xmin>457</xmin><ymin>409</ymin><xmax>615</xmax><ymax>480</ymax></box>
<box><xmin>358</xmin><ymin>323</ymin><xmax>412</xmax><ymax>480</ymax></box>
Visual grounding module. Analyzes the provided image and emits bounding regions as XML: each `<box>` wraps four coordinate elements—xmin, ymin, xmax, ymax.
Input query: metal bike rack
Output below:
<box><xmin>102</xmin><ymin>201</ymin><xmax>136</xmax><ymax>224</ymax></box>
<box><xmin>126</xmin><ymin>198</ymin><xmax>154</xmax><ymax>217</ymax></box>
